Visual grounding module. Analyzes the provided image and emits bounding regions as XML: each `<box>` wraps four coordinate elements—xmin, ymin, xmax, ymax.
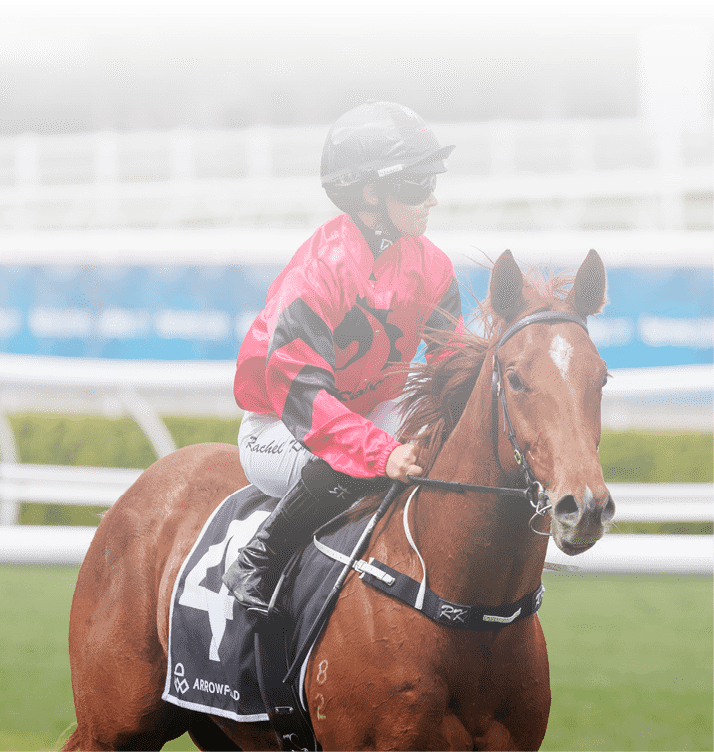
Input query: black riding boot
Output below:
<box><xmin>222</xmin><ymin>458</ymin><xmax>367</xmax><ymax>616</ymax></box>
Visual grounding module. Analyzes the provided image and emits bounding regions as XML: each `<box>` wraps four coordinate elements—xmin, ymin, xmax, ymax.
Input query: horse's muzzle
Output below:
<box><xmin>551</xmin><ymin>487</ymin><xmax>616</xmax><ymax>555</ymax></box>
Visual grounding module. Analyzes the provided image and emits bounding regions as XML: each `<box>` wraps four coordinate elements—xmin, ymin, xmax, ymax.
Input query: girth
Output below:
<box><xmin>360</xmin><ymin>559</ymin><xmax>545</xmax><ymax>631</ymax></box>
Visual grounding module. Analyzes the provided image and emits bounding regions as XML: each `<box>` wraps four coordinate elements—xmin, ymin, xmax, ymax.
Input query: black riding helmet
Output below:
<box><xmin>321</xmin><ymin>101</ymin><xmax>455</xmax><ymax>215</ymax></box>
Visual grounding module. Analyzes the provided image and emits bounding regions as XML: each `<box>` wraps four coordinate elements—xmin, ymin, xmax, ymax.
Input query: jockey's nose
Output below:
<box><xmin>552</xmin><ymin>487</ymin><xmax>615</xmax><ymax>530</ymax></box>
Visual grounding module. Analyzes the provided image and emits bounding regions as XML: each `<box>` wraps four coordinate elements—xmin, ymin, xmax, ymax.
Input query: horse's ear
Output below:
<box><xmin>568</xmin><ymin>249</ymin><xmax>607</xmax><ymax>317</ymax></box>
<box><xmin>490</xmin><ymin>249</ymin><xmax>524</xmax><ymax>319</ymax></box>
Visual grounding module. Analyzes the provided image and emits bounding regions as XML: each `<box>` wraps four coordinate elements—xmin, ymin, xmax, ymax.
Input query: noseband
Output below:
<box><xmin>409</xmin><ymin>310</ymin><xmax>589</xmax><ymax>535</ymax></box>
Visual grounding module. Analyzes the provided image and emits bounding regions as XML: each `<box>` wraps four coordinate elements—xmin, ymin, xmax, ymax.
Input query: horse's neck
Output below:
<box><xmin>413</xmin><ymin>376</ymin><xmax>548</xmax><ymax>608</ymax></box>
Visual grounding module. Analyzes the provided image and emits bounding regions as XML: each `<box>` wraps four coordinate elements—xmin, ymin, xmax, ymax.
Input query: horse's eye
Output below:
<box><xmin>507</xmin><ymin>371</ymin><xmax>525</xmax><ymax>391</ymax></box>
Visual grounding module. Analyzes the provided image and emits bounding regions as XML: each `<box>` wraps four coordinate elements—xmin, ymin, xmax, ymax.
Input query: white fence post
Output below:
<box><xmin>120</xmin><ymin>389</ymin><xmax>177</xmax><ymax>459</ymax></box>
<box><xmin>0</xmin><ymin>410</ymin><xmax>19</xmax><ymax>525</ymax></box>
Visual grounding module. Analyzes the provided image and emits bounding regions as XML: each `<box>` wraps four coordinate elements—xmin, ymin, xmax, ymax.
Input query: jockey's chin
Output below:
<box><xmin>385</xmin><ymin>193</ymin><xmax>436</xmax><ymax>237</ymax></box>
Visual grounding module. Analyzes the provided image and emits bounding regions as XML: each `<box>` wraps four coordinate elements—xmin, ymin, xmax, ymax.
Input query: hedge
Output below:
<box><xmin>6</xmin><ymin>413</ymin><xmax>712</xmax><ymax>529</ymax></box>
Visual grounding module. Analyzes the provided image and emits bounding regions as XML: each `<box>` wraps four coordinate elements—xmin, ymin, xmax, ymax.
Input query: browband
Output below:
<box><xmin>496</xmin><ymin>310</ymin><xmax>588</xmax><ymax>350</ymax></box>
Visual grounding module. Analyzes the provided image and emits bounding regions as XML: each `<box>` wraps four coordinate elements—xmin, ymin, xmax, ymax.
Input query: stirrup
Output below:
<box><xmin>234</xmin><ymin>557</ymin><xmax>292</xmax><ymax>619</ymax></box>
<box><xmin>224</xmin><ymin>544</ymin><xmax>277</xmax><ymax>615</ymax></box>
<box><xmin>245</xmin><ymin>553</ymin><xmax>299</xmax><ymax>620</ymax></box>
<box><xmin>228</xmin><ymin>570</ymin><xmax>275</xmax><ymax>617</ymax></box>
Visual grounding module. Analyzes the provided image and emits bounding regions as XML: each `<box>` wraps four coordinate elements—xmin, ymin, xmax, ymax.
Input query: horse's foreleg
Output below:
<box><xmin>61</xmin><ymin>702</ymin><xmax>187</xmax><ymax>752</ymax></box>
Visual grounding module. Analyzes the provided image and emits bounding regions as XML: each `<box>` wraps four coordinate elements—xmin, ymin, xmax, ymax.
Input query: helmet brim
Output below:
<box><xmin>404</xmin><ymin>144</ymin><xmax>456</xmax><ymax>175</ymax></box>
<box><xmin>402</xmin><ymin>144</ymin><xmax>456</xmax><ymax>175</ymax></box>
<box><xmin>322</xmin><ymin>144</ymin><xmax>456</xmax><ymax>186</ymax></box>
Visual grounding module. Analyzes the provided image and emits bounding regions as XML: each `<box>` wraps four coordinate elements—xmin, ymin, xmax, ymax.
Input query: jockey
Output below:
<box><xmin>223</xmin><ymin>101</ymin><xmax>464</xmax><ymax>616</ymax></box>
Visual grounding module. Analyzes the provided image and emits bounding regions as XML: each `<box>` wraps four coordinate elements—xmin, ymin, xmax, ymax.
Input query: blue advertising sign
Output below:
<box><xmin>0</xmin><ymin>264</ymin><xmax>710</xmax><ymax>369</ymax></box>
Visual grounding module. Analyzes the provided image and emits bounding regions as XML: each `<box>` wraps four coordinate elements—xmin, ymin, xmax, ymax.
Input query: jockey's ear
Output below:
<box><xmin>568</xmin><ymin>249</ymin><xmax>607</xmax><ymax>317</ymax></box>
<box><xmin>490</xmin><ymin>249</ymin><xmax>524</xmax><ymax>320</ymax></box>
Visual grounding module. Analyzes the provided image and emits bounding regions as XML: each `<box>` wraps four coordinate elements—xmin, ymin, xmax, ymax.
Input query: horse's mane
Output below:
<box><xmin>347</xmin><ymin>264</ymin><xmax>575</xmax><ymax>521</ymax></box>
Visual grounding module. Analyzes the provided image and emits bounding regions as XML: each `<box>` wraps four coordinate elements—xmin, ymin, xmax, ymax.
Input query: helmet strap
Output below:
<box><xmin>353</xmin><ymin>194</ymin><xmax>401</xmax><ymax>259</ymax></box>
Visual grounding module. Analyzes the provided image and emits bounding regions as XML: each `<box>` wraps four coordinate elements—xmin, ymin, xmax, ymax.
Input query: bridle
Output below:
<box><xmin>408</xmin><ymin>310</ymin><xmax>590</xmax><ymax>535</ymax></box>
<box><xmin>288</xmin><ymin>311</ymin><xmax>592</xmax><ymax>678</ymax></box>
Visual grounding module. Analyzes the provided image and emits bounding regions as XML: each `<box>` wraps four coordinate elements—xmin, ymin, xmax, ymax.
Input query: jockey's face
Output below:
<box><xmin>384</xmin><ymin>187</ymin><xmax>438</xmax><ymax>237</ymax></box>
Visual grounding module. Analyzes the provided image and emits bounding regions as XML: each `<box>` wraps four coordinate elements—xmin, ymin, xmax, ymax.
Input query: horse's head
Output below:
<box><xmin>488</xmin><ymin>249</ymin><xmax>615</xmax><ymax>555</ymax></box>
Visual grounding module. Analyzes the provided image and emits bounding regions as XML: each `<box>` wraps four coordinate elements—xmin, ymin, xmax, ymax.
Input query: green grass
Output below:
<box><xmin>539</xmin><ymin>573</ymin><xmax>713</xmax><ymax>751</ymax></box>
<box><xmin>0</xmin><ymin>566</ymin><xmax>78</xmax><ymax>752</ymax></box>
<box><xmin>1</xmin><ymin>566</ymin><xmax>711</xmax><ymax>751</ymax></box>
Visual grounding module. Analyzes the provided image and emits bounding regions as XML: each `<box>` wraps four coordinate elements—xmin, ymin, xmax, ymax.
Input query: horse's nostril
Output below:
<box><xmin>554</xmin><ymin>494</ymin><xmax>579</xmax><ymax>521</ymax></box>
<box><xmin>601</xmin><ymin>496</ymin><xmax>616</xmax><ymax>524</ymax></box>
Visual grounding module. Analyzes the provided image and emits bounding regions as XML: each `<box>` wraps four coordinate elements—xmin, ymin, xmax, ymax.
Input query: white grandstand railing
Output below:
<box><xmin>1</xmin><ymin>525</ymin><xmax>711</xmax><ymax>574</ymax></box>
<box><xmin>543</xmin><ymin>534</ymin><xmax>712</xmax><ymax>575</ymax></box>
<box><xmin>0</xmin><ymin>463</ymin><xmax>142</xmax><ymax>507</ymax></box>
<box><xmin>0</xmin><ymin>369</ymin><xmax>708</xmax><ymax>562</ymax></box>
<box><xmin>0</xmin><ymin>119</ymin><xmax>710</xmax><ymax>231</ymax></box>
<box><xmin>0</xmin><ymin>355</ymin><xmax>710</xmax><ymax>525</ymax></box>
<box><xmin>0</xmin><ymin>355</ymin><xmax>239</xmax><ymax>487</ymax></box>
<box><xmin>2</xmin><ymin>227</ymin><xmax>711</xmax><ymax>267</ymax></box>
<box><xmin>0</xmin><ymin>169</ymin><xmax>709</xmax><ymax>231</ymax></box>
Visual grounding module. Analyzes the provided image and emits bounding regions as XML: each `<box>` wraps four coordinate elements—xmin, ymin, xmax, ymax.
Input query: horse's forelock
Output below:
<box><xmin>522</xmin><ymin>266</ymin><xmax>576</xmax><ymax>310</ymax></box>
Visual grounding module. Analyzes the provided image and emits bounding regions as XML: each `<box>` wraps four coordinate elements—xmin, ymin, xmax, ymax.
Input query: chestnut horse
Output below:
<box><xmin>63</xmin><ymin>249</ymin><xmax>614</xmax><ymax>751</ymax></box>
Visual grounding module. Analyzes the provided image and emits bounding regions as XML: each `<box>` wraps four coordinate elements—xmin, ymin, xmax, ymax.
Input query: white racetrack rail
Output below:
<box><xmin>0</xmin><ymin>467</ymin><xmax>711</xmax><ymax>573</ymax></box>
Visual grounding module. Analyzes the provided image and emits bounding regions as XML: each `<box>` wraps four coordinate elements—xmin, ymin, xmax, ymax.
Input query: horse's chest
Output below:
<box><xmin>312</xmin><ymin>587</ymin><xmax>550</xmax><ymax>750</ymax></box>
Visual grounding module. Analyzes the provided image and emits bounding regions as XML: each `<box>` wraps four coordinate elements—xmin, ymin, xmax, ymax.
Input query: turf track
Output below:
<box><xmin>0</xmin><ymin>566</ymin><xmax>711</xmax><ymax>751</ymax></box>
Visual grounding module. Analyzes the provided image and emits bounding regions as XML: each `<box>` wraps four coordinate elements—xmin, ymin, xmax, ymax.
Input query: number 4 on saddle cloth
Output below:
<box><xmin>163</xmin><ymin>483</ymin><xmax>545</xmax><ymax>751</ymax></box>
<box><xmin>162</xmin><ymin>483</ymin><xmax>377</xmax><ymax>750</ymax></box>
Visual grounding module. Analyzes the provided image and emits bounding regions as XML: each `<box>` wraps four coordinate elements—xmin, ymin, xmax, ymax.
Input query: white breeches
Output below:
<box><xmin>237</xmin><ymin>398</ymin><xmax>403</xmax><ymax>498</ymax></box>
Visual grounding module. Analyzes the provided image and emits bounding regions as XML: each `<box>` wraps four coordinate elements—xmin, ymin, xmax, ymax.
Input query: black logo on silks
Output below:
<box><xmin>334</xmin><ymin>296</ymin><xmax>403</xmax><ymax>372</ymax></box>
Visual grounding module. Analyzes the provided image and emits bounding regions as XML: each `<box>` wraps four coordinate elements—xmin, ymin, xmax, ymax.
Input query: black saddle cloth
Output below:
<box><xmin>162</xmin><ymin>484</ymin><xmax>371</xmax><ymax>722</ymax></box>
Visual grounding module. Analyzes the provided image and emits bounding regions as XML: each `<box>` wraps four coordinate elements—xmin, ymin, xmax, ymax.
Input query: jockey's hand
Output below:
<box><xmin>386</xmin><ymin>443</ymin><xmax>423</xmax><ymax>483</ymax></box>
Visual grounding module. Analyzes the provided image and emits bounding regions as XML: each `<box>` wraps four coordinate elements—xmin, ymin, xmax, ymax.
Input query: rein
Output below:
<box><xmin>408</xmin><ymin>310</ymin><xmax>589</xmax><ymax>535</ymax></box>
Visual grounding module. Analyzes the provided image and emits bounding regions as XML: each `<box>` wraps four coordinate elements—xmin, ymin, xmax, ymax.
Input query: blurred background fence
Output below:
<box><xmin>0</xmin><ymin>118</ymin><xmax>710</xmax><ymax>231</ymax></box>
<box><xmin>0</xmin><ymin>6</ymin><xmax>711</xmax><ymax>574</ymax></box>
<box><xmin>0</xmin><ymin>353</ymin><xmax>710</xmax><ymax>570</ymax></box>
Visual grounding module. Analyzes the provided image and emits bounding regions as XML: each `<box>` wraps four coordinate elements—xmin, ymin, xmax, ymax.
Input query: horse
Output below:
<box><xmin>63</xmin><ymin>248</ymin><xmax>614</xmax><ymax>751</ymax></box>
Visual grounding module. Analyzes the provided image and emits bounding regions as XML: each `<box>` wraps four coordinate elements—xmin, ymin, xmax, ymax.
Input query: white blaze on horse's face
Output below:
<box><xmin>549</xmin><ymin>334</ymin><xmax>573</xmax><ymax>381</ymax></box>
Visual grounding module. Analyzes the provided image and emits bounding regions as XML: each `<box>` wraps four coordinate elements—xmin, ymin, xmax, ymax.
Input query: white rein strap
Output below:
<box><xmin>403</xmin><ymin>485</ymin><xmax>427</xmax><ymax>610</ymax></box>
<box><xmin>311</xmin><ymin>485</ymin><xmax>429</xmax><ymax>599</ymax></box>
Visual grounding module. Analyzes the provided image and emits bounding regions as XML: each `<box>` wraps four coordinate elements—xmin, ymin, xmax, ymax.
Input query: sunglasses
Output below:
<box><xmin>385</xmin><ymin>174</ymin><xmax>437</xmax><ymax>205</ymax></box>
